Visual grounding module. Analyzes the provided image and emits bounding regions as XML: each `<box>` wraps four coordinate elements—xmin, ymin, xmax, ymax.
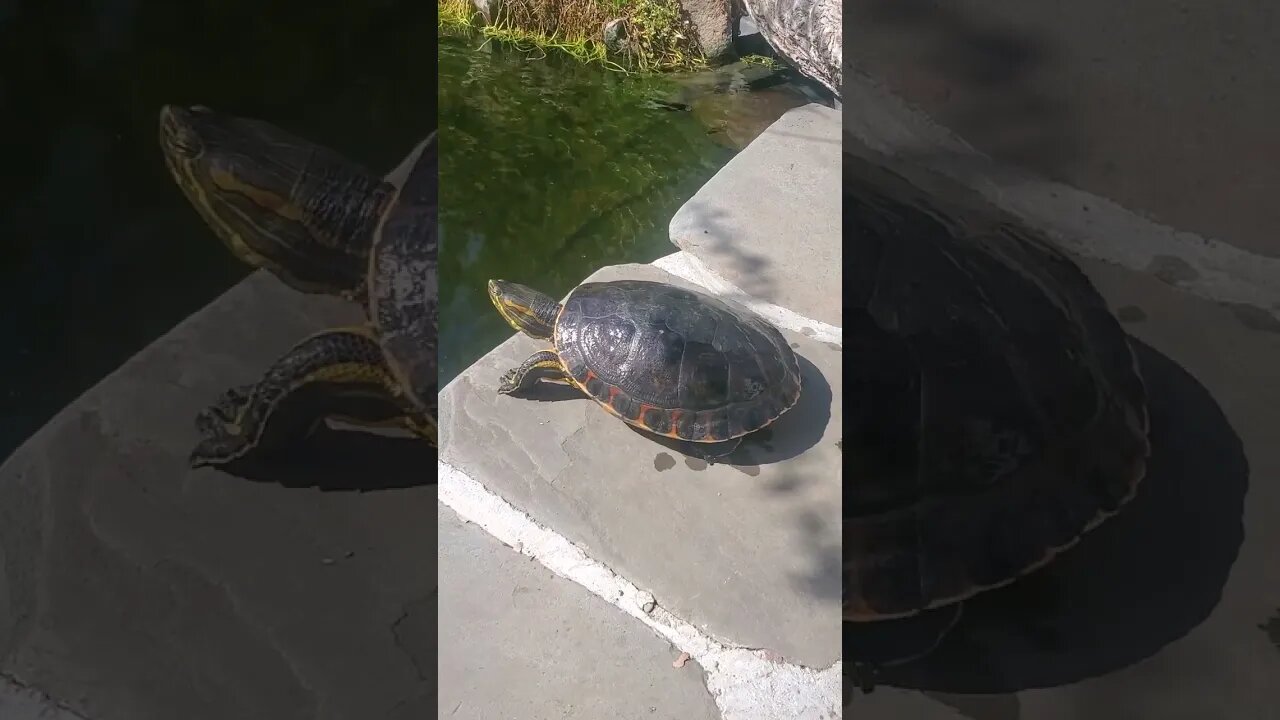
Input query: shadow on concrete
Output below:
<box><xmin>788</xmin><ymin>505</ymin><xmax>844</xmax><ymax>605</ymax></box>
<box><xmin>507</xmin><ymin>380</ymin><xmax>588</xmax><ymax>403</ymax></box>
<box><xmin>210</xmin><ymin>424</ymin><xmax>437</xmax><ymax>491</ymax></box>
<box><xmin>846</xmin><ymin>338</ymin><xmax>1248</xmax><ymax>693</ymax></box>
<box><xmin>679</xmin><ymin>201</ymin><xmax>776</xmax><ymax>301</ymax></box>
<box><xmin>854</xmin><ymin>0</ymin><xmax>1078</xmax><ymax>179</ymax></box>
<box><xmin>733</xmin><ymin>353</ymin><xmax>832</xmax><ymax>465</ymax></box>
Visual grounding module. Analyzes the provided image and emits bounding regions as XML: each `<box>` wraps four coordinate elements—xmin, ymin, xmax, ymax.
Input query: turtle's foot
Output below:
<box><xmin>693</xmin><ymin>437</ymin><xmax>743</xmax><ymax>464</ymax></box>
<box><xmin>194</xmin><ymin>385</ymin><xmax>254</xmax><ymax>439</ymax></box>
<box><xmin>198</xmin><ymin>384</ymin><xmax>254</xmax><ymax>428</ymax></box>
<box><xmin>497</xmin><ymin>351</ymin><xmax>568</xmax><ymax>396</ymax></box>
<box><xmin>191</xmin><ymin>385</ymin><xmax>257</xmax><ymax>468</ymax></box>
<box><xmin>497</xmin><ymin>368</ymin><xmax>521</xmax><ymax>394</ymax></box>
<box><xmin>189</xmin><ymin>420</ymin><xmax>253</xmax><ymax>469</ymax></box>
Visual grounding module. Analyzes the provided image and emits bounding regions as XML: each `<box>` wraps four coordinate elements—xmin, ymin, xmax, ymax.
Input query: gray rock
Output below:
<box><xmin>602</xmin><ymin>18</ymin><xmax>628</xmax><ymax>55</ymax></box>
<box><xmin>678</xmin><ymin>0</ymin><xmax>734</xmax><ymax>61</ymax></box>
<box><xmin>471</xmin><ymin>0</ymin><xmax>498</xmax><ymax>24</ymax></box>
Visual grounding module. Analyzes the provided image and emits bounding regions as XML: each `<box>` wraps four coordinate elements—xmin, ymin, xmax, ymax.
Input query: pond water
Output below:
<box><xmin>438</xmin><ymin>30</ymin><xmax>814</xmax><ymax>385</ymax></box>
<box><xmin>0</xmin><ymin>1</ymin><xmax>437</xmax><ymax>458</ymax></box>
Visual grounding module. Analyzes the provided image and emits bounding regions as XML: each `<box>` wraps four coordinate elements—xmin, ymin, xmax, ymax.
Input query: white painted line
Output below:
<box><xmin>438</xmin><ymin>460</ymin><xmax>843</xmax><ymax>720</ymax></box>
<box><xmin>844</xmin><ymin>70</ymin><xmax>1280</xmax><ymax>318</ymax></box>
<box><xmin>653</xmin><ymin>251</ymin><xmax>843</xmax><ymax>346</ymax></box>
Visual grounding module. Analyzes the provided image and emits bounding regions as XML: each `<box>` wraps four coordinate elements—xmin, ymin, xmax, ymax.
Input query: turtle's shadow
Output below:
<box><xmin>848</xmin><ymin>338</ymin><xmax>1249</xmax><ymax>693</ymax></box>
<box><xmin>736</xmin><ymin>354</ymin><xmax>833</xmax><ymax>465</ymax></box>
<box><xmin>510</xmin><ymin>353</ymin><xmax>833</xmax><ymax>467</ymax></box>
<box><xmin>209</xmin><ymin>424</ymin><xmax>437</xmax><ymax>491</ymax></box>
<box><xmin>504</xmin><ymin>380</ymin><xmax>587</xmax><ymax>403</ymax></box>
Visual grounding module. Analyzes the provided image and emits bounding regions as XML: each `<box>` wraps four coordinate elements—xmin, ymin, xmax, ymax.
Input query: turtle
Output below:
<box><xmin>486</xmin><ymin>278</ymin><xmax>802</xmax><ymax>455</ymax></box>
<box><xmin>158</xmin><ymin>105</ymin><xmax>438</xmax><ymax>466</ymax></box>
<box><xmin>158</xmin><ymin>105</ymin><xmax>393</xmax><ymax>302</ymax></box>
<box><xmin>843</xmin><ymin>150</ymin><xmax>1151</xmax><ymax>691</ymax></box>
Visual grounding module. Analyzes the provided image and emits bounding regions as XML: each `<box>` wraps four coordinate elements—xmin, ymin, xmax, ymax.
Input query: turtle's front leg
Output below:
<box><xmin>497</xmin><ymin>350</ymin><xmax>570</xmax><ymax>395</ymax></box>
<box><xmin>190</xmin><ymin>326</ymin><xmax>417</xmax><ymax>468</ymax></box>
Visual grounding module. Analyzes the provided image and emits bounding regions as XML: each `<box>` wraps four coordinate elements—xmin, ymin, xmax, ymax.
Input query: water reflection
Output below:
<box><xmin>437</xmin><ymin>30</ymin><xmax>810</xmax><ymax>384</ymax></box>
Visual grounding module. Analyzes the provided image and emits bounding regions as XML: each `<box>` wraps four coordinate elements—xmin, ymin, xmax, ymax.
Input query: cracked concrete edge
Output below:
<box><xmin>1</xmin><ymin>674</ymin><xmax>88</xmax><ymax>720</ymax></box>
<box><xmin>437</xmin><ymin>461</ymin><xmax>842</xmax><ymax>720</ymax></box>
<box><xmin>652</xmin><ymin>251</ymin><xmax>843</xmax><ymax>345</ymax></box>
<box><xmin>391</xmin><ymin>592</ymin><xmax>433</xmax><ymax>685</ymax></box>
<box><xmin>843</xmin><ymin>69</ymin><xmax>1280</xmax><ymax>319</ymax></box>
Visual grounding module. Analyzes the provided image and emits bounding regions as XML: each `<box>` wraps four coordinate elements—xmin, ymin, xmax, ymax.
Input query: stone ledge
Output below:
<box><xmin>438</xmin><ymin>262</ymin><xmax>843</xmax><ymax>667</ymax></box>
<box><xmin>669</xmin><ymin>103</ymin><xmax>842</xmax><ymax>327</ymax></box>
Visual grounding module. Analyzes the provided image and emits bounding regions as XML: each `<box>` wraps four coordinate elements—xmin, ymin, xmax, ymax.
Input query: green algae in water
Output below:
<box><xmin>438</xmin><ymin>34</ymin><xmax>734</xmax><ymax>384</ymax></box>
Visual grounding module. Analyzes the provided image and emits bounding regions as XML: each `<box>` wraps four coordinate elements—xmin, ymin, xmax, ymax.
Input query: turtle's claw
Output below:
<box><xmin>497</xmin><ymin>371</ymin><xmax>519</xmax><ymax>394</ymax></box>
<box><xmin>191</xmin><ymin>387</ymin><xmax>255</xmax><ymax>468</ymax></box>
<box><xmin>188</xmin><ymin>432</ymin><xmax>250</xmax><ymax>469</ymax></box>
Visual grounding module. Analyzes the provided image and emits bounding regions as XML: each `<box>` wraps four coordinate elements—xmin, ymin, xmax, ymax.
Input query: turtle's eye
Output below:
<box><xmin>159</xmin><ymin>106</ymin><xmax>206</xmax><ymax>158</ymax></box>
<box><xmin>170</xmin><ymin>129</ymin><xmax>204</xmax><ymax>158</ymax></box>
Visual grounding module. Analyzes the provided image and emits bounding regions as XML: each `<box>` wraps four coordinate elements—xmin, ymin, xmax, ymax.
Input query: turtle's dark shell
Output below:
<box><xmin>553</xmin><ymin>280</ymin><xmax>801</xmax><ymax>442</ymax></box>
<box><xmin>369</xmin><ymin>132</ymin><xmax>438</xmax><ymax>412</ymax></box>
<box><xmin>844</xmin><ymin>154</ymin><xmax>1150</xmax><ymax>621</ymax></box>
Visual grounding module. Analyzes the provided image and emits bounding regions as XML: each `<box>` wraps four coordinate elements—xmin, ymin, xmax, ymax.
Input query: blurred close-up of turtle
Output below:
<box><xmin>486</xmin><ymin>278</ymin><xmax>802</xmax><ymax>458</ymax></box>
<box><xmin>844</xmin><ymin>154</ymin><xmax>1152</xmax><ymax>692</ymax></box>
<box><xmin>158</xmin><ymin>105</ymin><xmax>439</xmax><ymax>467</ymax></box>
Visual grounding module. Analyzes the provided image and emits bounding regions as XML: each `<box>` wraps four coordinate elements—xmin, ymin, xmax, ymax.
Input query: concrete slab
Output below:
<box><xmin>438</xmin><ymin>502</ymin><xmax>719</xmax><ymax>719</ymax></box>
<box><xmin>669</xmin><ymin>103</ymin><xmax>842</xmax><ymax>327</ymax></box>
<box><xmin>439</xmin><ymin>262</ymin><xmax>843</xmax><ymax>668</ymax></box>
<box><xmin>0</xmin><ymin>271</ymin><xmax>437</xmax><ymax>720</ymax></box>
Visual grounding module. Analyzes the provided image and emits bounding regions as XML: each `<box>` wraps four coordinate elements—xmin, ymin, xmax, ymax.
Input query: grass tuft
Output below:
<box><xmin>439</xmin><ymin>0</ymin><xmax>707</xmax><ymax>71</ymax></box>
<box><xmin>740</xmin><ymin>53</ymin><xmax>782</xmax><ymax>69</ymax></box>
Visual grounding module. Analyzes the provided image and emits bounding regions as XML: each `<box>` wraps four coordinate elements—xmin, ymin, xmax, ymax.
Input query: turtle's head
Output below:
<box><xmin>488</xmin><ymin>279</ymin><xmax>559</xmax><ymax>339</ymax></box>
<box><xmin>158</xmin><ymin>104</ymin><xmax>384</xmax><ymax>293</ymax></box>
<box><xmin>158</xmin><ymin>105</ymin><xmax>305</xmax><ymax>215</ymax></box>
